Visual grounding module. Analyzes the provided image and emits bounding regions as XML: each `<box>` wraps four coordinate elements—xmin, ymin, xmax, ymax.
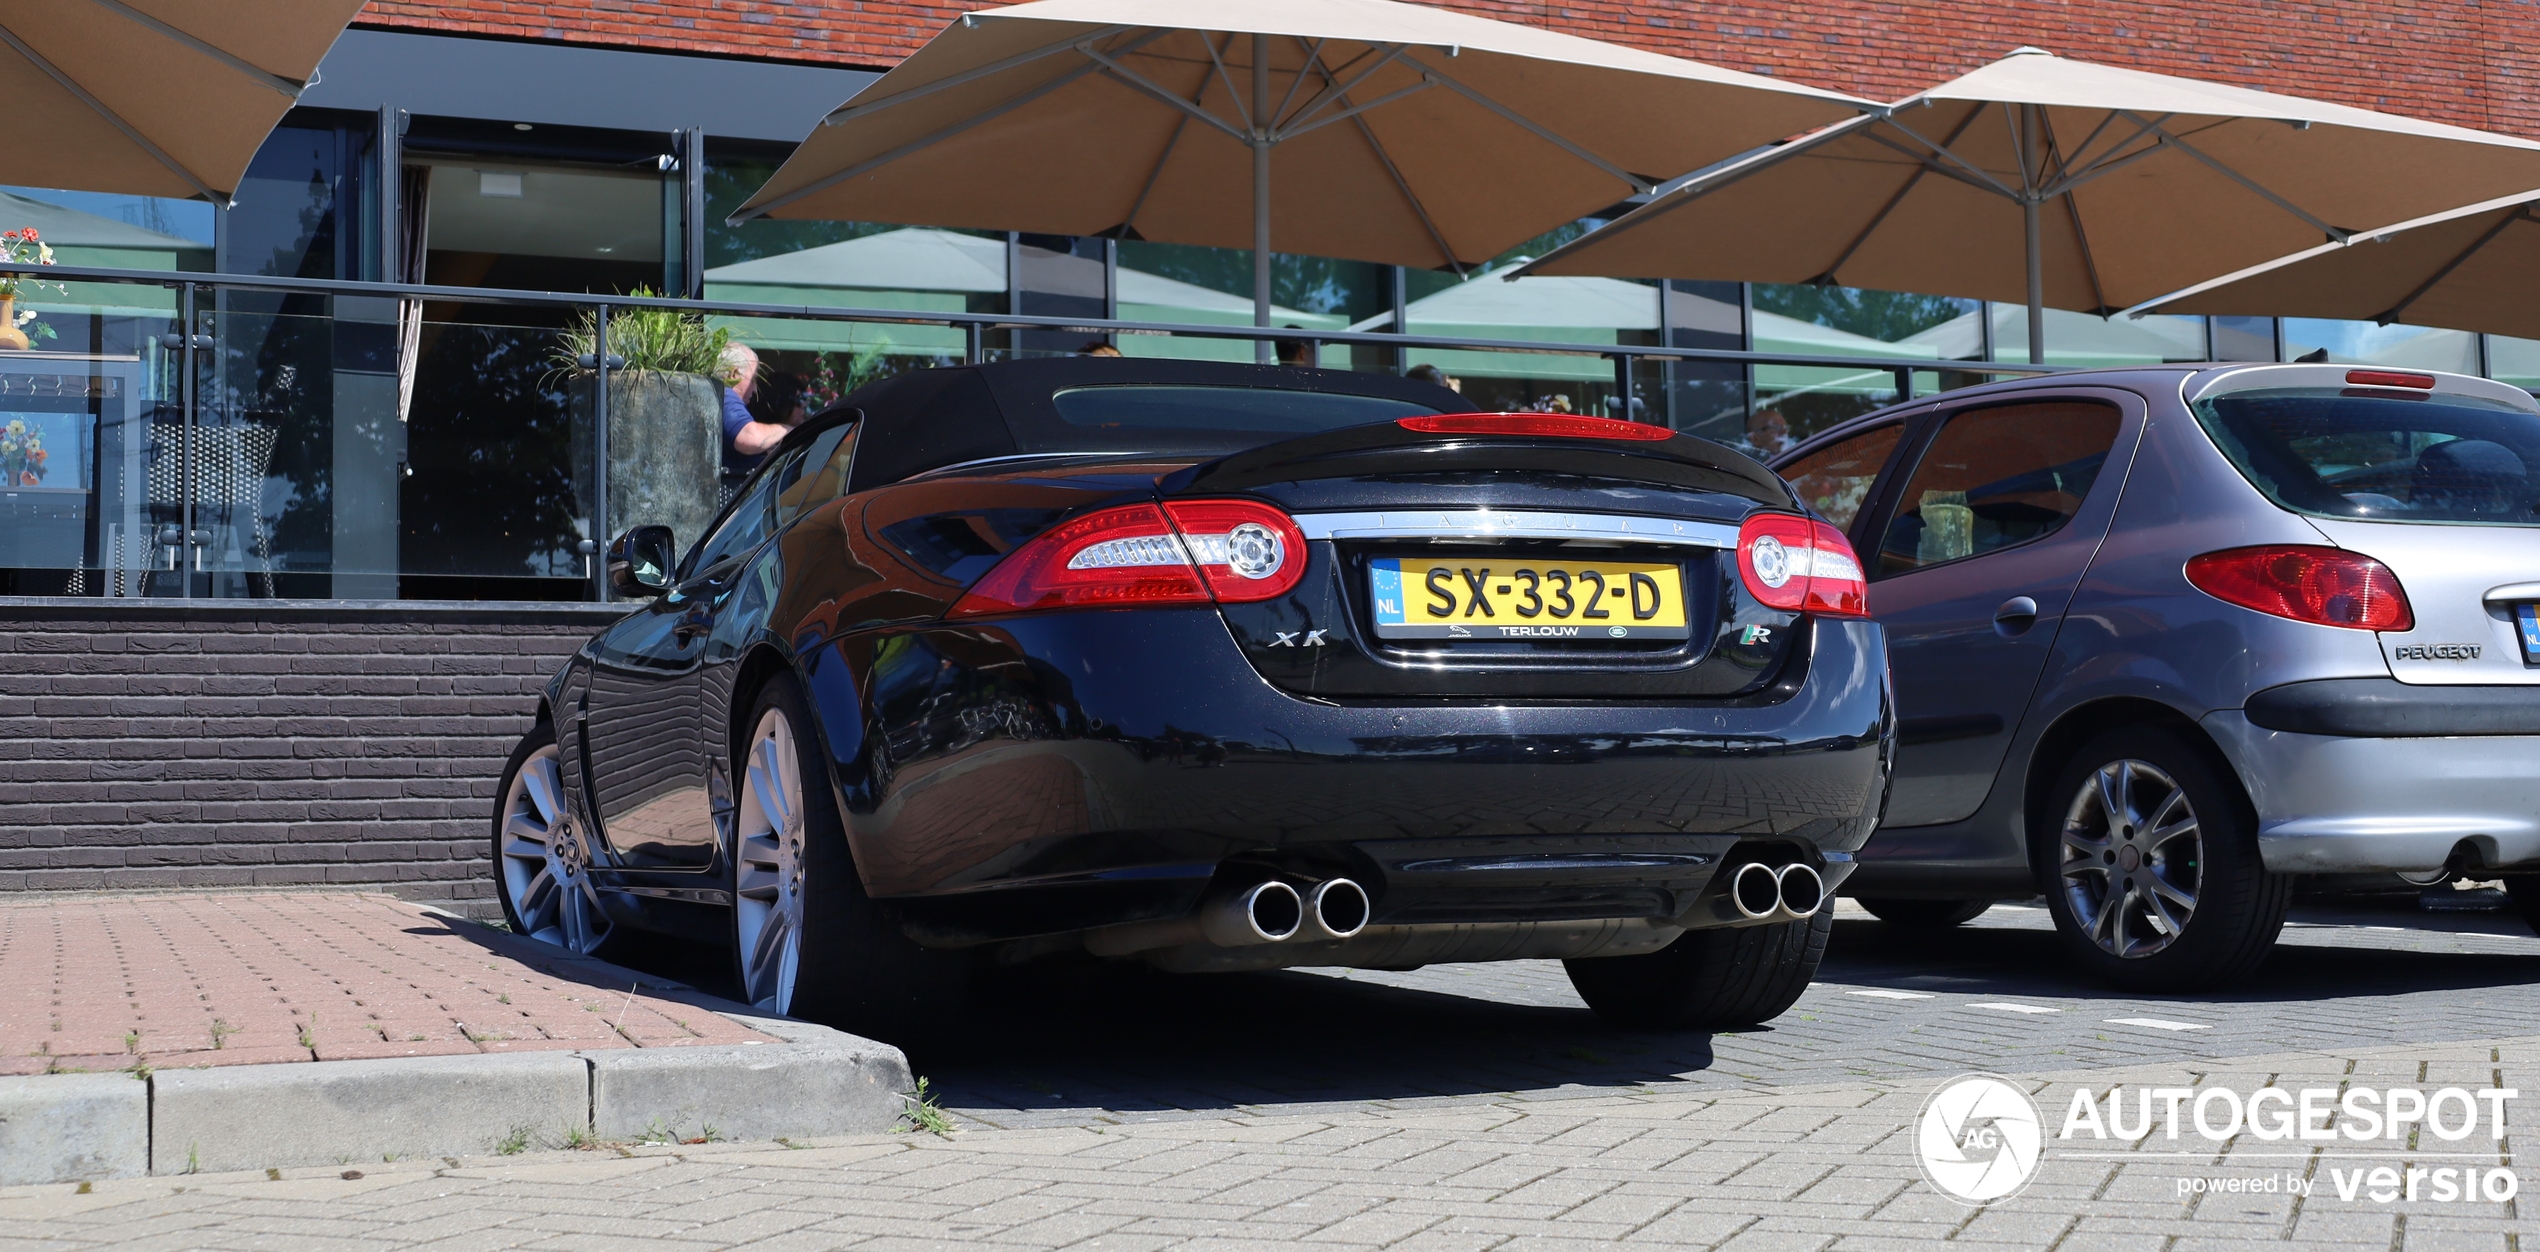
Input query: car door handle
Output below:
<box><xmin>1993</xmin><ymin>596</ymin><xmax>2040</xmax><ymax>635</ymax></box>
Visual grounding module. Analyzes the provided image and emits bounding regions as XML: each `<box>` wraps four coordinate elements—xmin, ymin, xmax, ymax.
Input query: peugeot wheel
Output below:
<box><xmin>1564</xmin><ymin>912</ymin><xmax>1831</xmax><ymax>1030</ymax></box>
<box><xmin>492</xmin><ymin>722</ymin><xmax>619</xmax><ymax>955</ymax></box>
<box><xmin>730</xmin><ymin>674</ymin><xmax>969</xmax><ymax>1035</ymax></box>
<box><xmin>2037</xmin><ymin>727</ymin><xmax>2288</xmax><ymax>992</ymax></box>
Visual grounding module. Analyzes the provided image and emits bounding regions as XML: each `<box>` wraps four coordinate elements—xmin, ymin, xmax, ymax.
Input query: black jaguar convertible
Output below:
<box><xmin>492</xmin><ymin>357</ymin><xmax>1892</xmax><ymax>1035</ymax></box>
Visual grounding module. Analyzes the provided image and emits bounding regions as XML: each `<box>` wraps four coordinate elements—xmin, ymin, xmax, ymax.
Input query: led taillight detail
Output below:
<box><xmin>1396</xmin><ymin>413</ymin><xmax>1675</xmax><ymax>441</ymax></box>
<box><xmin>1735</xmin><ymin>513</ymin><xmax>1869</xmax><ymax>619</ymax></box>
<box><xmin>2345</xmin><ymin>369</ymin><xmax>2435</xmax><ymax>390</ymax></box>
<box><xmin>946</xmin><ymin>499</ymin><xmax>1306</xmax><ymax>618</ymax></box>
<box><xmin>1160</xmin><ymin>499</ymin><xmax>1307</xmax><ymax>603</ymax></box>
<box><xmin>2185</xmin><ymin>545</ymin><xmax>2413</xmax><ymax>632</ymax></box>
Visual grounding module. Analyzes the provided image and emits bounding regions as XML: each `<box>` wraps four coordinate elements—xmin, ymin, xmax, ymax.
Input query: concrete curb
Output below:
<box><xmin>0</xmin><ymin>1004</ymin><xmax>914</xmax><ymax>1185</ymax></box>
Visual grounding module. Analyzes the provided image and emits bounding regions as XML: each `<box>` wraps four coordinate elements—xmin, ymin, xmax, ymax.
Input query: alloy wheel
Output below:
<box><xmin>497</xmin><ymin>743</ymin><xmax>614</xmax><ymax>953</ymax></box>
<box><xmin>2058</xmin><ymin>758</ymin><xmax>2202</xmax><ymax>958</ymax></box>
<box><xmin>734</xmin><ymin>706</ymin><xmax>807</xmax><ymax>1014</ymax></box>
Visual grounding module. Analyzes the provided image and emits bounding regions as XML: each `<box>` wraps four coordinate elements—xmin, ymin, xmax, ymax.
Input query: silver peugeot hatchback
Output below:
<box><xmin>1771</xmin><ymin>362</ymin><xmax>2540</xmax><ymax>992</ymax></box>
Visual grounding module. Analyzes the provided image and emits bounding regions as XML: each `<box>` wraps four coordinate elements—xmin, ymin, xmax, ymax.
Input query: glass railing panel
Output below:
<box><xmin>0</xmin><ymin>275</ymin><xmax>183</xmax><ymax>597</ymax></box>
<box><xmin>1991</xmin><ymin>308</ymin><xmax>2209</xmax><ymax>367</ymax></box>
<box><xmin>2281</xmin><ymin>318</ymin><xmax>2479</xmax><ymax>374</ymax></box>
<box><xmin>2487</xmin><ymin>335</ymin><xmax>2540</xmax><ymax>394</ymax></box>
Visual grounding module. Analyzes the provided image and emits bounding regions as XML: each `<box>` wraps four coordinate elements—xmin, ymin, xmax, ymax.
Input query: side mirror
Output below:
<box><xmin>607</xmin><ymin>525</ymin><xmax>677</xmax><ymax>597</ymax></box>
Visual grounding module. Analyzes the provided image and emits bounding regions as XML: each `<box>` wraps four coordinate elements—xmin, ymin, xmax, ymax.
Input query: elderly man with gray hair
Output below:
<box><xmin>717</xmin><ymin>342</ymin><xmax>795</xmax><ymax>479</ymax></box>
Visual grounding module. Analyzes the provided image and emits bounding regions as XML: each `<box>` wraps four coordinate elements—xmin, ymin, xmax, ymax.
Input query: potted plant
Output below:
<box><xmin>555</xmin><ymin>290</ymin><xmax>730</xmax><ymax>558</ymax></box>
<box><xmin>0</xmin><ymin>228</ymin><xmax>63</xmax><ymax>351</ymax></box>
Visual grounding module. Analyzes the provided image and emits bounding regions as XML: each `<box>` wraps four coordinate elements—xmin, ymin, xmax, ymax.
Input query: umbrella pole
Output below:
<box><xmin>2023</xmin><ymin>104</ymin><xmax>2046</xmax><ymax>366</ymax></box>
<box><xmin>1253</xmin><ymin>33</ymin><xmax>1273</xmax><ymax>365</ymax></box>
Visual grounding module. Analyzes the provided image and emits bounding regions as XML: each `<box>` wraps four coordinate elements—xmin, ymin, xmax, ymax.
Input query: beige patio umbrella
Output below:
<box><xmin>2</xmin><ymin>0</ymin><xmax>365</xmax><ymax>202</ymax></box>
<box><xmin>2122</xmin><ymin>189</ymin><xmax>2540</xmax><ymax>341</ymax></box>
<box><xmin>1516</xmin><ymin>47</ymin><xmax>2540</xmax><ymax>363</ymax></box>
<box><xmin>731</xmin><ymin>0</ymin><xmax>1871</xmax><ymax>357</ymax></box>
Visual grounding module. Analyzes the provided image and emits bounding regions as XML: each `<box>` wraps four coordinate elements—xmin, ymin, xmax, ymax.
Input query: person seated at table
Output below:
<box><xmin>1079</xmin><ymin>337</ymin><xmax>1122</xmax><ymax>357</ymax></box>
<box><xmin>1275</xmin><ymin>325</ymin><xmax>1314</xmax><ymax>368</ymax></box>
<box><xmin>1406</xmin><ymin>363</ymin><xmax>1460</xmax><ymax>393</ymax></box>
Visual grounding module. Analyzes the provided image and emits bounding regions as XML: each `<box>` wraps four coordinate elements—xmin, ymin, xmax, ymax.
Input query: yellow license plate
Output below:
<box><xmin>1369</xmin><ymin>556</ymin><xmax>1690</xmax><ymax>640</ymax></box>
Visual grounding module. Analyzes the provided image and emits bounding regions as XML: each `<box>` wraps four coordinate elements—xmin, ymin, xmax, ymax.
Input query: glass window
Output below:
<box><xmin>1777</xmin><ymin>423</ymin><xmax>1905</xmax><ymax>531</ymax></box>
<box><xmin>773</xmin><ymin>421</ymin><xmax>856</xmax><ymax>528</ymax></box>
<box><xmin>0</xmin><ymin>186</ymin><xmax>212</xmax><ymax>273</ymax></box>
<box><xmin>1991</xmin><ymin>308</ymin><xmax>2209</xmax><ymax>368</ymax></box>
<box><xmin>701</xmin><ymin>142</ymin><xmax>978</xmax><ymax>414</ymax></box>
<box><xmin>1749</xmin><ymin>284</ymin><xmax>1977</xmax><ymax>450</ymax></box>
<box><xmin>1874</xmin><ymin>402</ymin><xmax>2123</xmax><ymax>578</ymax></box>
<box><xmin>2191</xmin><ymin>387</ymin><xmax>2540</xmax><ymax>527</ymax></box>
<box><xmin>685</xmin><ymin>459</ymin><xmax>786</xmax><ymax>576</ymax></box>
<box><xmin>2282</xmin><ymin>318</ymin><xmax>2478</xmax><ymax>374</ymax></box>
<box><xmin>1115</xmin><ymin>241</ymin><xmax>1385</xmax><ymax>368</ymax></box>
<box><xmin>1400</xmin><ymin>223</ymin><xmax>1652</xmax><ymax>417</ymax></box>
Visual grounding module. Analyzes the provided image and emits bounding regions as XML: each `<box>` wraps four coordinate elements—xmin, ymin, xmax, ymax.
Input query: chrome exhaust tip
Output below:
<box><xmin>1201</xmin><ymin>881</ymin><xmax>1304</xmax><ymax>946</ymax></box>
<box><xmin>1301</xmin><ymin>878</ymin><xmax>1370</xmax><ymax>941</ymax></box>
<box><xmin>1730</xmin><ymin>862</ymin><xmax>1782</xmax><ymax>921</ymax></box>
<box><xmin>1777</xmin><ymin>863</ymin><xmax>1826</xmax><ymax>919</ymax></box>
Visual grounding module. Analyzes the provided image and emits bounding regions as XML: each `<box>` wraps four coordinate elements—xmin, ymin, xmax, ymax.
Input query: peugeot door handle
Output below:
<box><xmin>1993</xmin><ymin>596</ymin><xmax>2039</xmax><ymax>635</ymax></box>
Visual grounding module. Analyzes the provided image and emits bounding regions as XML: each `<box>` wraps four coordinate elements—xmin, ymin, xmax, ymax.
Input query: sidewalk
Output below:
<box><xmin>0</xmin><ymin>892</ymin><xmax>771</xmax><ymax>1074</ymax></box>
<box><xmin>0</xmin><ymin>892</ymin><xmax>912</xmax><ymax>1181</ymax></box>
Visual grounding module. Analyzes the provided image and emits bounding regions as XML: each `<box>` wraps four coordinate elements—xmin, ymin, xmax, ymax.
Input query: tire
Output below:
<box><xmin>2501</xmin><ymin>877</ymin><xmax>2540</xmax><ymax>938</ymax></box>
<box><xmin>729</xmin><ymin>674</ymin><xmax>968</xmax><ymax>1037</ymax></box>
<box><xmin>491</xmin><ymin>721</ymin><xmax>622</xmax><ymax>957</ymax></box>
<box><xmin>1855</xmin><ymin>897</ymin><xmax>1993</xmax><ymax>928</ymax></box>
<box><xmin>2035</xmin><ymin>726</ymin><xmax>2289</xmax><ymax>993</ymax></box>
<box><xmin>1563</xmin><ymin>911</ymin><xmax>1832</xmax><ymax>1029</ymax></box>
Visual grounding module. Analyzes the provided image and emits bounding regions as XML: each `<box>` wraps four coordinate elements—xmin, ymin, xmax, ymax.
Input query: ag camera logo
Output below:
<box><xmin>1917</xmin><ymin>1075</ymin><xmax>2044</xmax><ymax>1204</ymax></box>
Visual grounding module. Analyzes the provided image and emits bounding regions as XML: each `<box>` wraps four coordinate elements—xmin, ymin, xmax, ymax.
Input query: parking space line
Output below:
<box><xmin>1843</xmin><ymin>988</ymin><xmax>1936</xmax><ymax>1000</ymax></box>
<box><xmin>2104</xmin><ymin>1016</ymin><xmax>2210</xmax><ymax>1031</ymax></box>
<box><xmin>1967</xmin><ymin>1002</ymin><xmax>2060</xmax><ymax>1014</ymax></box>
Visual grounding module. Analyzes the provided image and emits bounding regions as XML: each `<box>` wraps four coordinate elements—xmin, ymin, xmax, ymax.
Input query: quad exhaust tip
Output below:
<box><xmin>1730</xmin><ymin>861</ymin><xmax>1825</xmax><ymax>921</ymax></box>
<box><xmin>1202</xmin><ymin>880</ymin><xmax>1303</xmax><ymax>946</ymax></box>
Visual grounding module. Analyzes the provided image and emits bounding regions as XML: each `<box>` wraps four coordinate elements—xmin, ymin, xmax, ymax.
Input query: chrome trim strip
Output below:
<box><xmin>2485</xmin><ymin>582</ymin><xmax>2540</xmax><ymax>605</ymax></box>
<box><xmin>1293</xmin><ymin>509</ymin><xmax>1738</xmax><ymax>548</ymax></box>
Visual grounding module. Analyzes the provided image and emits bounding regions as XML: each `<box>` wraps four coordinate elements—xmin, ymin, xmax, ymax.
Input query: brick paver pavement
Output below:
<box><xmin>0</xmin><ymin>893</ymin><xmax>771</xmax><ymax>1075</ymax></box>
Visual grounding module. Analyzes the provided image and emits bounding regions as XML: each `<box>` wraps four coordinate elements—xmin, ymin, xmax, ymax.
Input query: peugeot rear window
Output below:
<box><xmin>1043</xmin><ymin>385</ymin><xmax>1440</xmax><ymax>454</ymax></box>
<box><xmin>2192</xmin><ymin>387</ymin><xmax>2540</xmax><ymax>526</ymax></box>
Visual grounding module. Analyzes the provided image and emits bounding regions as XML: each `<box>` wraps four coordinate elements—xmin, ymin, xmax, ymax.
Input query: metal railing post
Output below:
<box><xmin>965</xmin><ymin>320</ymin><xmax>984</xmax><ymax>365</ymax></box>
<box><xmin>1894</xmin><ymin>366</ymin><xmax>1914</xmax><ymax>404</ymax></box>
<box><xmin>1613</xmin><ymin>352</ymin><xmax>1634</xmax><ymax>421</ymax></box>
<box><xmin>592</xmin><ymin>304</ymin><xmax>610</xmax><ymax>604</ymax></box>
<box><xmin>179</xmin><ymin>281</ymin><xmax>197</xmax><ymax>599</ymax></box>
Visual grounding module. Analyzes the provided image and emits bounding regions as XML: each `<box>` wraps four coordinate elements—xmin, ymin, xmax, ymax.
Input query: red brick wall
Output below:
<box><xmin>354</xmin><ymin>1</ymin><xmax>2540</xmax><ymax>139</ymax></box>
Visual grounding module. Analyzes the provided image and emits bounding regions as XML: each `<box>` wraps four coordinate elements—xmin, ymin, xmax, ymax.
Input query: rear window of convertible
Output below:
<box><xmin>2193</xmin><ymin>387</ymin><xmax>2540</xmax><ymax>527</ymax></box>
<box><xmin>1042</xmin><ymin>385</ymin><xmax>1441</xmax><ymax>455</ymax></box>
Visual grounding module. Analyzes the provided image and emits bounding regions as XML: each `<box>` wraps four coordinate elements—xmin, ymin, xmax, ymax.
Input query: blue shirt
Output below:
<box><xmin>720</xmin><ymin>386</ymin><xmax>758</xmax><ymax>476</ymax></box>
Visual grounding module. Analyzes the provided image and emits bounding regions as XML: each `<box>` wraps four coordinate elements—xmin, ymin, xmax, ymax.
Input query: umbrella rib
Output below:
<box><xmin>1275</xmin><ymin>77</ymin><xmax>1437</xmax><ymax>143</ymax></box>
<box><xmin>821</xmin><ymin>24</ymin><xmax>1131</xmax><ymax>127</ymax></box>
<box><xmin>1503</xmin><ymin>110</ymin><xmax>1886</xmax><ymax>279</ymax></box>
<box><xmin>0</xmin><ymin>23</ymin><xmax>222</xmax><ymax>202</ymax></box>
<box><xmin>1204</xmin><ymin>33</ymin><xmax>1251</xmax><ymax>132</ymax></box>
<box><xmin>2376</xmin><ymin>206</ymin><xmax>2530</xmax><ymax>324</ymax></box>
<box><xmin>2040</xmin><ymin>113</ymin><xmax>2112</xmax><ymax>315</ymax></box>
<box><xmin>1270</xmin><ymin>38</ymin><xmax>1323</xmax><ymax>132</ymax></box>
<box><xmin>78</xmin><ymin>0</ymin><xmax>304</xmax><ymax>96</ymax></box>
<box><xmin>1399</xmin><ymin>53</ymin><xmax>1654</xmax><ymax>195</ymax></box>
<box><xmin>2131</xmin><ymin>115</ymin><xmax>2351</xmax><ymax>242</ymax></box>
<box><xmin>1877</xmin><ymin>116</ymin><xmax>2020</xmax><ymax>200</ymax></box>
<box><xmin>1085</xmin><ymin>48</ymin><xmax>1248</xmax><ymax>143</ymax></box>
<box><xmin>1815</xmin><ymin>106</ymin><xmax>1985</xmax><ymax>284</ymax></box>
<box><xmin>1275</xmin><ymin>41</ymin><xmax>1417</xmax><ymax>138</ymax></box>
<box><xmin>733</xmin><ymin>52</ymin><xmax>1116</xmax><ymax>223</ymax></box>
<box><xmin>1300</xmin><ymin>57</ymin><xmax>1463</xmax><ymax>274</ymax></box>
<box><xmin>1857</xmin><ymin>129</ymin><xmax>2014</xmax><ymax>200</ymax></box>
<box><xmin>2045</xmin><ymin>112</ymin><xmax>2173</xmax><ymax>193</ymax></box>
<box><xmin>1114</xmin><ymin>69</ymin><xmax>1214</xmax><ymax>240</ymax></box>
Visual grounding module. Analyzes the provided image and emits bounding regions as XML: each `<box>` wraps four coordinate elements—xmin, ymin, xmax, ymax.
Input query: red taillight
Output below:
<box><xmin>947</xmin><ymin>499</ymin><xmax>1305</xmax><ymax>618</ymax></box>
<box><xmin>2185</xmin><ymin>545</ymin><xmax>2413</xmax><ymax>632</ymax></box>
<box><xmin>1736</xmin><ymin>513</ymin><xmax>1869</xmax><ymax>619</ymax></box>
<box><xmin>1397</xmin><ymin>413</ymin><xmax>1674</xmax><ymax>441</ymax></box>
<box><xmin>2345</xmin><ymin>369</ymin><xmax>2435</xmax><ymax>390</ymax></box>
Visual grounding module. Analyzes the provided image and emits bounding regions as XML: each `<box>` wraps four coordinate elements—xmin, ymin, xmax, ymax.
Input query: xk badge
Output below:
<box><xmin>1268</xmin><ymin>630</ymin><xmax>1328</xmax><ymax>647</ymax></box>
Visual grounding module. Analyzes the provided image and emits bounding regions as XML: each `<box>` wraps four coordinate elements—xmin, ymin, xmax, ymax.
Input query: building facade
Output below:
<box><xmin>0</xmin><ymin>0</ymin><xmax>2528</xmax><ymax>909</ymax></box>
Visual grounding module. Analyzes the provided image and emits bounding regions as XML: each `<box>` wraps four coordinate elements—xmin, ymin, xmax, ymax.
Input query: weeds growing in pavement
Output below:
<box><xmin>184</xmin><ymin>1144</ymin><xmax>200</xmax><ymax>1175</ymax></box>
<box><xmin>209</xmin><ymin>1020</ymin><xmax>236</xmax><ymax>1050</ymax></box>
<box><xmin>497</xmin><ymin>1127</ymin><xmax>532</xmax><ymax>1156</ymax></box>
<box><xmin>562</xmin><ymin>1127</ymin><xmax>592</xmax><ymax>1150</ymax></box>
<box><xmin>899</xmin><ymin>1078</ymin><xmax>954</xmax><ymax>1136</ymax></box>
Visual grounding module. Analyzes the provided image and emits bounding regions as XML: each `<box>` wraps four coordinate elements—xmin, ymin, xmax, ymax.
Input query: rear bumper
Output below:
<box><xmin>826</xmin><ymin>610</ymin><xmax>1890</xmax><ymax>941</ymax></box>
<box><xmin>2204</xmin><ymin>710</ymin><xmax>2540</xmax><ymax>873</ymax></box>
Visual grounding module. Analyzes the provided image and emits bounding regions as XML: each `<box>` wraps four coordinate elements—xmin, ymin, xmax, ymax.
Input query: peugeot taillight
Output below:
<box><xmin>2185</xmin><ymin>545</ymin><xmax>2413</xmax><ymax>631</ymax></box>
<box><xmin>1396</xmin><ymin>413</ymin><xmax>1675</xmax><ymax>441</ymax></box>
<box><xmin>1736</xmin><ymin>513</ymin><xmax>1869</xmax><ymax>619</ymax></box>
<box><xmin>947</xmin><ymin>499</ymin><xmax>1305</xmax><ymax>618</ymax></box>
